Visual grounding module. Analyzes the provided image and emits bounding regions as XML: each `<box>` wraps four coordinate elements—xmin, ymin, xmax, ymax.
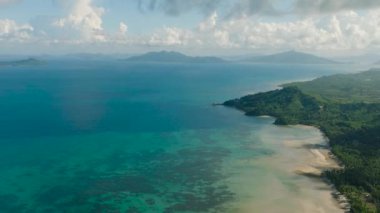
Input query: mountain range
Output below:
<box><xmin>124</xmin><ymin>51</ymin><xmax>226</xmax><ymax>63</ymax></box>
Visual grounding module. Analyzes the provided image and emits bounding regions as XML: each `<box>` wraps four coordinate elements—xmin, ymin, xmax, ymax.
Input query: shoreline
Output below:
<box><xmin>279</xmin><ymin>124</ymin><xmax>351</xmax><ymax>212</ymax></box>
<box><xmin>232</xmin><ymin>122</ymin><xmax>350</xmax><ymax>213</ymax></box>
<box><xmin>251</xmin><ymin>117</ymin><xmax>351</xmax><ymax>212</ymax></box>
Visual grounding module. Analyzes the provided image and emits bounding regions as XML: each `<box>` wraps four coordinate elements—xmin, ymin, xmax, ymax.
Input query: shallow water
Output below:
<box><xmin>0</xmin><ymin>61</ymin><xmax>356</xmax><ymax>212</ymax></box>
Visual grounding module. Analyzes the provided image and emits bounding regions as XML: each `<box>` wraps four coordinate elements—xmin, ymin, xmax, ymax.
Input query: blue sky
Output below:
<box><xmin>1</xmin><ymin>0</ymin><xmax>380</xmax><ymax>55</ymax></box>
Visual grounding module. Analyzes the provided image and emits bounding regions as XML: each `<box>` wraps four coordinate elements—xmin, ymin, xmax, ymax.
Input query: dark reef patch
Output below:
<box><xmin>25</xmin><ymin>146</ymin><xmax>234</xmax><ymax>212</ymax></box>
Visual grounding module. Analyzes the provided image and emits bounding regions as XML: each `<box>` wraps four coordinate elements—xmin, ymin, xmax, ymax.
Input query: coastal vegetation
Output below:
<box><xmin>224</xmin><ymin>69</ymin><xmax>380</xmax><ymax>212</ymax></box>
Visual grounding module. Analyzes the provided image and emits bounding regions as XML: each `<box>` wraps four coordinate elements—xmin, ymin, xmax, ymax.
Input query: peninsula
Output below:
<box><xmin>224</xmin><ymin>69</ymin><xmax>380</xmax><ymax>212</ymax></box>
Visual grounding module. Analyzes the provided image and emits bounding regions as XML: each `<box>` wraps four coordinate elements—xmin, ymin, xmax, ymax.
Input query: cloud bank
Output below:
<box><xmin>137</xmin><ymin>10</ymin><xmax>380</xmax><ymax>52</ymax></box>
<box><xmin>1</xmin><ymin>0</ymin><xmax>380</xmax><ymax>54</ymax></box>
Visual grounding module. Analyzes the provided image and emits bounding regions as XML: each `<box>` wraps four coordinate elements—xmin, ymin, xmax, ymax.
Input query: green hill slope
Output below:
<box><xmin>284</xmin><ymin>69</ymin><xmax>380</xmax><ymax>103</ymax></box>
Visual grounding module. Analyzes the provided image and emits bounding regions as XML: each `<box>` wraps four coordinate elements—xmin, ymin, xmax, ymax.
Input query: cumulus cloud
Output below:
<box><xmin>138</xmin><ymin>9</ymin><xmax>380</xmax><ymax>52</ymax></box>
<box><xmin>196</xmin><ymin>12</ymin><xmax>236</xmax><ymax>47</ymax></box>
<box><xmin>148</xmin><ymin>27</ymin><xmax>193</xmax><ymax>46</ymax></box>
<box><xmin>0</xmin><ymin>19</ymin><xmax>33</xmax><ymax>42</ymax></box>
<box><xmin>119</xmin><ymin>22</ymin><xmax>128</xmax><ymax>35</ymax></box>
<box><xmin>229</xmin><ymin>10</ymin><xmax>380</xmax><ymax>51</ymax></box>
<box><xmin>142</xmin><ymin>12</ymin><xmax>235</xmax><ymax>48</ymax></box>
<box><xmin>52</xmin><ymin>0</ymin><xmax>106</xmax><ymax>42</ymax></box>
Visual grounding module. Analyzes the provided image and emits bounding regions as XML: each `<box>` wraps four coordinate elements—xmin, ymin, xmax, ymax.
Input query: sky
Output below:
<box><xmin>1</xmin><ymin>0</ymin><xmax>380</xmax><ymax>56</ymax></box>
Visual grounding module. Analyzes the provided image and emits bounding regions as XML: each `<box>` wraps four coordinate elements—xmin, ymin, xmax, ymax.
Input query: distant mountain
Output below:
<box><xmin>243</xmin><ymin>51</ymin><xmax>338</xmax><ymax>64</ymax></box>
<box><xmin>0</xmin><ymin>58</ymin><xmax>43</xmax><ymax>67</ymax></box>
<box><xmin>125</xmin><ymin>51</ymin><xmax>226</xmax><ymax>63</ymax></box>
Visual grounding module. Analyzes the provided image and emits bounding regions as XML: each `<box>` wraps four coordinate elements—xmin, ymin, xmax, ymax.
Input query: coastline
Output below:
<box><xmin>222</xmin><ymin>121</ymin><xmax>348</xmax><ymax>213</ymax></box>
<box><xmin>288</xmin><ymin>125</ymin><xmax>351</xmax><ymax>212</ymax></box>
<box><xmin>266</xmin><ymin>121</ymin><xmax>351</xmax><ymax>212</ymax></box>
<box><xmin>222</xmin><ymin>74</ymin><xmax>380</xmax><ymax>212</ymax></box>
<box><xmin>235</xmin><ymin>114</ymin><xmax>352</xmax><ymax>212</ymax></box>
<box><xmin>242</xmin><ymin>121</ymin><xmax>349</xmax><ymax>212</ymax></box>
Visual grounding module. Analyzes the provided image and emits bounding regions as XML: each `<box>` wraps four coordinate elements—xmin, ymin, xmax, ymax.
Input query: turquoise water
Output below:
<box><xmin>0</xmin><ymin>61</ymin><xmax>354</xmax><ymax>212</ymax></box>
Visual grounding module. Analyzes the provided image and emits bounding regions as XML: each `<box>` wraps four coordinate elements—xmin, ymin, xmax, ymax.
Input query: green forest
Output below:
<box><xmin>224</xmin><ymin>69</ymin><xmax>380</xmax><ymax>212</ymax></box>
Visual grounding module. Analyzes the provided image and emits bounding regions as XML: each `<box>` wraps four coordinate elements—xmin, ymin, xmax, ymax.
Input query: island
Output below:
<box><xmin>242</xmin><ymin>50</ymin><xmax>338</xmax><ymax>64</ymax></box>
<box><xmin>0</xmin><ymin>58</ymin><xmax>43</xmax><ymax>67</ymax></box>
<box><xmin>124</xmin><ymin>51</ymin><xmax>226</xmax><ymax>63</ymax></box>
<box><xmin>224</xmin><ymin>69</ymin><xmax>380</xmax><ymax>212</ymax></box>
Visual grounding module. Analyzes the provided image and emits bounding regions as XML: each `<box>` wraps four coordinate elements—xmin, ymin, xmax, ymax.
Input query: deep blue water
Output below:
<box><xmin>0</xmin><ymin>61</ymin><xmax>357</xmax><ymax>212</ymax></box>
<box><xmin>0</xmin><ymin>61</ymin><xmax>354</xmax><ymax>139</ymax></box>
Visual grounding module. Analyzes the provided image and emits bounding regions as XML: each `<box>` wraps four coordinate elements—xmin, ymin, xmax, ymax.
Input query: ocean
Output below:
<box><xmin>0</xmin><ymin>61</ymin><xmax>358</xmax><ymax>212</ymax></box>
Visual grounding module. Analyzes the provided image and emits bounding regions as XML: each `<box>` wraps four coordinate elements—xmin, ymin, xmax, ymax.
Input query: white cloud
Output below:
<box><xmin>137</xmin><ymin>9</ymin><xmax>380</xmax><ymax>53</ymax></box>
<box><xmin>193</xmin><ymin>12</ymin><xmax>236</xmax><ymax>48</ymax></box>
<box><xmin>148</xmin><ymin>27</ymin><xmax>193</xmax><ymax>46</ymax></box>
<box><xmin>0</xmin><ymin>19</ymin><xmax>33</xmax><ymax>42</ymax></box>
<box><xmin>1</xmin><ymin>1</ymin><xmax>380</xmax><ymax>55</ymax></box>
<box><xmin>213</xmin><ymin>29</ymin><xmax>234</xmax><ymax>47</ymax></box>
<box><xmin>119</xmin><ymin>22</ymin><xmax>128</xmax><ymax>35</ymax></box>
<box><xmin>52</xmin><ymin>0</ymin><xmax>106</xmax><ymax>42</ymax></box>
<box><xmin>74</xmin><ymin>8</ymin><xmax>377</xmax><ymax>54</ymax></box>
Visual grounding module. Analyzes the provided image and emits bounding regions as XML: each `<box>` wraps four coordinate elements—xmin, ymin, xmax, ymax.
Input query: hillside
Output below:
<box><xmin>243</xmin><ymin>51</ymin><xmax>338</xmax><ymax>64</ymax></box>
<box><xmin>284</xmin><ymin>69</ymin><xmax>380</xmax><ymax>103</ymax></box>
<box><xmin>224</xmin><ymin>69</ymin><xmax>380</xmax><ymax>213</ymax></box>
<box><xmin>125</xmin><ymin>51</ymin><xmax>226</xmax><ymax>63</ymax></box>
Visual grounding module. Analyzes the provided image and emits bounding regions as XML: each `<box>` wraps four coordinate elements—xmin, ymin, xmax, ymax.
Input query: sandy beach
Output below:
<box><xmin>281</xmin><ymin>125</ymin><xmax>349</xmax><ymax>212</ymax></box>
<box><xmin>226</xmin><ymin>124</ymin><xmax>348</xmax><ymax>213</ymax></box>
